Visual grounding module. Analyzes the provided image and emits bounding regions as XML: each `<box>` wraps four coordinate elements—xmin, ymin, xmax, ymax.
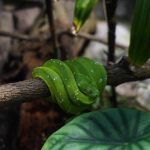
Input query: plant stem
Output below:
<box><xmin>45</xmin><ymin>0</ymin><xmax>60</xmax><ymax>58</ymax></box>
<box><xmin>105</xmin><ymin>0</ymin><xmax>118</xmax><ymax>107</ymax></box>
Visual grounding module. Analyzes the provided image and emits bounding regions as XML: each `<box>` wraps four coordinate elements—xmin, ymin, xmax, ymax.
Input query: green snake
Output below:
<box><xmin>32</xmin><ymin>57</ymin><xmax>107</xmax><ymax>114</ymax></box>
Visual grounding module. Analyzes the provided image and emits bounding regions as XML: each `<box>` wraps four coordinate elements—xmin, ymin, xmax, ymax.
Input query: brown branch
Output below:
<box><xmin>0</xmin><ymin>79</ymin><xmax>49</xmax><ymax>105</ymax></box>
<box><xmin>0</xmin><ymin>57</ymin><xmax>150</xmax><ymax>106</ymax></box>
<box><xmin>0</xmin><ymin>30</ymin><xmax>41</xmax><ymax>41</ymax></box>
<box><xmin>45</xmin><ymin>0</ymin><xmax>60</xmax><ymax>58</ymax></box>
<box><xmin>0</xmin><ymin>30</ymin><xmax>127</xmax><ymax>49</ymax></box>
<box><xmin>75</xmin><ymin>32</ymin><xmax>127</xmax><ymax>50</ymax></box>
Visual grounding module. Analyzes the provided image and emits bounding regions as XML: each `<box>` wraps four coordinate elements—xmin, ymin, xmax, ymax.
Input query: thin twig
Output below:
<box><xmin>105</xmin><ymin>0</ymin><xmax>118</xmax><ymax>63</ymax></box>
<box><xmin>62</xmin><ymin>31</ymin><xmax>127</xmax><ymax>50</ymax></box>
<box><xmin>76</xmin><ymin>32</ymin><xmax>127</xmax><ymax>49</ymax></box>
<box><xmin>45</xmin><ymin>0</ymin><xmax>60</xmax><ymax>58</ymax></box>
<box><xmin>0</xmin><ymin>30</ymin><xmax>41</xmax><ymax>41</ymax></box>
<box><xmin>0</xmin><ymin>30</ymin><xmax>127</xmax><ymax>49</ymax></box>
<box><xmin>105</xmin><ymin>0</ymin><xmax>118</xmax><ymax>107</ymax></box>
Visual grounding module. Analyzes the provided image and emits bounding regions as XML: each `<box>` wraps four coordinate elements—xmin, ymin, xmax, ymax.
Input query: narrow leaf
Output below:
<box><xmin>129</xmin><ymin>0</ymin><xmax>150</xmax><ymax>65</ymax></box>
<box><xmin>72</xmin><ymin>0</ymin><xmax>99</xmax><ymax>34</ymax></box>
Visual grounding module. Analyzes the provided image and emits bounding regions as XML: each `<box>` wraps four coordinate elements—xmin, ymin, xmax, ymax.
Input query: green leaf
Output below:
<box><xmin>42</xmin><ymin>108</ymin><xmax>150</xmax><ymax>150</ymax></box>
<box><xmin>128</xmin><ymin>0</ymin><xmax>150</xmax><ymax>65</ymax></box>
<box><xmin>72</xmin><ymin>0</ymin><xmax>99</xmax><ymax>34</ymax></box>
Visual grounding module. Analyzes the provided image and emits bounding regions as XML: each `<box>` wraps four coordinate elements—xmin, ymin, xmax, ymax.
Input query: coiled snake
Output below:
<box><xmin>32</xmin><ymin>57</ymin><xmax>107</xmax><ymax>114</ymax></box>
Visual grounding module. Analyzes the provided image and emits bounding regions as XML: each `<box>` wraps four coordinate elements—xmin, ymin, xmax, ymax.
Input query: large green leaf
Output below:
<box><xmin>42</xmin><ymin>108</ymin><xmax>150</xmax><ymax>150</ymax></box>
<box><xmin>128</xmin><ymin>0</ymin><xmax>150</xmax><ymax>65</ymax></box>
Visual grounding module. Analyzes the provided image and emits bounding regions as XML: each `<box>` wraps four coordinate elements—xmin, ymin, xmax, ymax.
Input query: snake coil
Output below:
<box><xmin>32</xmin><ymin>57</ymin><xmax>107</xmax><ymax>114</ymax></box>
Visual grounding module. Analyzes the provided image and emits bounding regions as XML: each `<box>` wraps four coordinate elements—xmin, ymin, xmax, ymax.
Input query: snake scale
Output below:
<box><xmin>32</xmin><ymin>57</ymin><xmax>107</xmax><ymax>114</ymax></box>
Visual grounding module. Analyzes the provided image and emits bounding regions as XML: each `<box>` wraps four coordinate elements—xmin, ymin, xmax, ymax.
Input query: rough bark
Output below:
<box><xmin>0</xmin><ymin>58</ymin><xmax>150</xmax><ymax>105</ymax></box>
<box><xmin>0</xmin><ymin>79</ymin><xmax>49</xmax><ymax>105</ymax></box>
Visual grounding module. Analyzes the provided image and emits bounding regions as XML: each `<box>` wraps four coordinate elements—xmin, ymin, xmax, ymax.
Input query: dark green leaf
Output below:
<box><xmin>42</xmin><ymin>108</ymin><xmax>150</xmax><ymax>150</ymax></box>
<box><xmin>128</xmin><ymin>0</ymin><xmax>150</xmax><ymax>65</ymax></box>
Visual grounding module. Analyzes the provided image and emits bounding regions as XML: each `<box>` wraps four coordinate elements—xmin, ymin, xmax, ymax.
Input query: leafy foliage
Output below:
<box><xmin>42</xmin><ymin>108</ymin><xmax>150</xmax><ymax>150</ymax></box>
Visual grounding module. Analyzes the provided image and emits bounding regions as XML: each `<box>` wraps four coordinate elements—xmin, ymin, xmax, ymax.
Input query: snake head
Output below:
<box><xmin>76</xmin><ymin>73</ymin><xmax>100</xmax><ymax>100</ymax></box>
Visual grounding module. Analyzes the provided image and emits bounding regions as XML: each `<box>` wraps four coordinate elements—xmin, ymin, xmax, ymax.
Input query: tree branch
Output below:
<box><xmin>0</xmin><ymin>30</ymin><xmax>41</xmax><ymax>41</ymax></box>
<box><xmin>0</xmin><ymin>57</ymin><xmax>150</xmax><ymax>106</ymax></box>
<box><xmin>0</xmin><ymin>30</ymin><xmax>127</xmax><ymax>49</ymax></box>
<box><xmin>0</xmin><ymin>79</ymin><xmax>49</xmax><ymax>105</ymax></box>
<box><xmin>105</xmin><ymin>0</ymin><xmax>118</xmax><ymax>107</ymax></box>
<box><xmin>45</xmin><ymin>0</ymin><xmax>60</xmax><ymax>58</ymax></box>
